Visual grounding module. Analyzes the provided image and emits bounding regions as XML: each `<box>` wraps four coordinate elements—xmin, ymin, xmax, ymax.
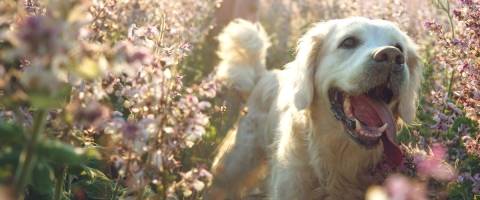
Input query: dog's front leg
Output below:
<box><xmin>266</xmin><ymin>110</ymin><xmax>317</xmax><ymax>199</ymax></box>
<box><xmin>269</xmin><ymin>160</ymin><xmax>316</xmax><ymax>200</ymax></box>
<box><xmin>207</xmin><ymin>115</ymin><xmax>268</xmax><ymax>199</ymax></box>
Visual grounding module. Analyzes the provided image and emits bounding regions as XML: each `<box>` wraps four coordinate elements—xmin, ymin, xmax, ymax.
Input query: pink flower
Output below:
<box><xmin>414</xmin><ymin>144</ymin><xmax>456</xmax><ymax>181</ymax></box>
<box><xmin>367</xmin><ymin>175</ymin><xmax>427</xmax><ymax>200</ymax></box>
<box><xmin>385</xmin><ymin>175</ymin><xmax>427</xmax><ymax>200</ymax></box>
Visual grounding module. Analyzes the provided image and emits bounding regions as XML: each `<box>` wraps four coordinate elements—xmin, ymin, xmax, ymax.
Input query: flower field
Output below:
<box><xmin>0</xmin><ymin>0</ymin><xmax>478</xmax><ymax>199</ymax></box>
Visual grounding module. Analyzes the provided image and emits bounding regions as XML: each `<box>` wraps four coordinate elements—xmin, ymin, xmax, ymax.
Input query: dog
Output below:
<box><xmin>207</xmin><ymin>17</ymin><xmax>422</xmax><ymax>200</ymax></box>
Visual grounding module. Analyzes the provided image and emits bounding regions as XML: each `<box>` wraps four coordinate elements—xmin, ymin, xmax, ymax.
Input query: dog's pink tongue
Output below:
<box><xmin>350</xmin><ymin>95</ymin><xmax>403</xmax><ymax>166</ymax></box>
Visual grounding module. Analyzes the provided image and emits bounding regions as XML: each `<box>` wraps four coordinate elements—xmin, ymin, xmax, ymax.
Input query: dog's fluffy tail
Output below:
<box><xmin>216</xmin><ymin>19</ymin><xmax>270</xmax><ymax>98</ymax></box>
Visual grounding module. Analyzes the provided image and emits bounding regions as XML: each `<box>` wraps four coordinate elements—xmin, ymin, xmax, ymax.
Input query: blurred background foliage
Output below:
<box><xmin>0</xmin><ymin>0</ymin><xmax>478</xmax><ymax>199</ymax></box>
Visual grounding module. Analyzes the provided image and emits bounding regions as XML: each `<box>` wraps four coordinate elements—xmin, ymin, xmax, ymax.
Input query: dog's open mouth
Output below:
<box><xmin>329</xmin><ymin>84</ymin><xmax>403</xmax><ymax>166</ymax></box>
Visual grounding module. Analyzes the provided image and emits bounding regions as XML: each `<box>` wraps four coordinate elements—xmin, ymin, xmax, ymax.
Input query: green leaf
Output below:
<box><xmin>33</xmin><ymin>164</ymin><xmax>54</xmax><ymax>189</ymax></box>
<box><xmin>29</xmin><ymin>85</ymin><xmax>71</xmax><ymax>109</ymax></box>
<box><xmin>29</xmin><ymin>161</ymin><xmax>55</xmax><ymax>199</ymax></box>
<box><xmin>0</xmin><ymin>145</ymin><xmax>21</xmax><ymax>182</ymax></box>
<box><xmin>37</xmin><ymin>139</ymin><xmax>101</xmax><ymax>166</ymax></box>
<box><xmin>449</xmin><ymin>116</ymin><xmax>479</xmax><ymax>137</ymax></box>
<box><xmin>70</xmin><ymin>166</ymin><xmax>118</xmax><ymax>200</ymax></box>
<box><xmin>397</xmin><ymin>127</ymin><xmax>414</xmax><ymax>144</ymax></box>
<box><xmin>0</xmin><ymin>122</ymin><xmax>24</xmax><ymax>144</ymax></box>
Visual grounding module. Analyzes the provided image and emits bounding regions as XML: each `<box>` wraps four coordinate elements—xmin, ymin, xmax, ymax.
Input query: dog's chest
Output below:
<box><xmin>306</xmin><ymin>131</ymin><xmax>384</xmax><ymax>197</ymax></box>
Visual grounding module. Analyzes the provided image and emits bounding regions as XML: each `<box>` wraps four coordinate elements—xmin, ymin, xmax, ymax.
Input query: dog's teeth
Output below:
<box><xmin>359</xmin><ymin>129</ymin><xmax>366</xmax><ymax>136</ymax></box>
<box><xmin>343</xmin><ymin>97</ymin><xmax>352</xmax><ymax>117</ymax></box>
<box><xmin>355</xmin><ymin>119</ymin><xmax>362</xmax><ymax>131</ymax></box>
<box><xmin>378</xmin><ymin>123</ymin><xmax>388</xmax><ymax>133</ymax></box>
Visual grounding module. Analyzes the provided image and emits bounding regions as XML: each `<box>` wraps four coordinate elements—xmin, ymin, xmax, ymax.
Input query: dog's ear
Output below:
<box><xmin>290</xmin><ymin>23</ymin><xmax>329</xmax><ymax>110</ymax></box>
<box><xmin>398</xmin><ymin>40</ymin><xmax>422</xmax><ymax>123</ymax></box>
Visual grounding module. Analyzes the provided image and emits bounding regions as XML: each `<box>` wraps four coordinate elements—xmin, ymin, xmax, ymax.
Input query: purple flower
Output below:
<box><xmin>459</xmin><ymin>0</ymin><xmax>474</xmax><ymax>5</ymax></box>
<box><xmin>17</xmin><ymin>16</ymin><xmax>61</xmax><ymax>56</ymax></box>
<box><xmin>122</xmin><ymin>122</ymin><xmax>140</xmax><ymax>141</ymax></box>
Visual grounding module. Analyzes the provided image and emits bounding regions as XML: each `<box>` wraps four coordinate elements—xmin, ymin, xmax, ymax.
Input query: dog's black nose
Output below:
<box><xmin>372</xmin><ymin>46</ymin><xmax>405</xmax><ymax>65</ymax></box>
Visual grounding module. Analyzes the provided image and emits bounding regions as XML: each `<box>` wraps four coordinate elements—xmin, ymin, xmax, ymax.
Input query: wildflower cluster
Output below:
<box><xmin>0</xmin><ymin>0</ymin><xmax>218</xmax><ymax>199</ymax></box>
<box><xmin>421</xmin><ymin>1</ymin><xmax>480</xmax><ymax>198</ymax></box>
<box><xmin>425</xmin><ymin>0</ymin><xmax>479</xmax><ymax>124</ymax></box>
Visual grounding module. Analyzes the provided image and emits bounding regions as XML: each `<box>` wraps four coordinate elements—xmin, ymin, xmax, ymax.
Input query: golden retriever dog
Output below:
<box><xmin>207</xmin><ymin>17</ymin><xmax>422</xmax><ymax>200</ymax></box>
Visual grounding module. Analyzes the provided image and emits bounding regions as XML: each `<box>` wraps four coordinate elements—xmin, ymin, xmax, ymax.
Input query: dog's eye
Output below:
<box><xmin>394</xmin><ymin>43</ymin><xmax>403</xmax><ymax>52</ymax></box>
<box><xmin>339</xmin><ymin>37</ymin><xmax>359</xmax><ymax>49</ymax></box>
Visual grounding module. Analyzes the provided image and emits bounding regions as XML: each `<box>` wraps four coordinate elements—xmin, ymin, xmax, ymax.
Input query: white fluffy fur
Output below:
<box><xmin>207</xmin><ymin>18</ymin><xmax>422</xmax><ymax>200</ymax></box>
<box><xmin>216</xmin><ymin>19</ymin><xmax>271</xmax><ymax>99</ymax></box>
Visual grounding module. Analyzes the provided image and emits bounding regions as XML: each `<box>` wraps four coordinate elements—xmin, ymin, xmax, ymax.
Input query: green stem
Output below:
<box><xmin>446</xmin><ymin>5</ymin><xmax>455</xmax><ymax>39</ymax></box>
<box><xmin>110</xmin><ymin>181</ymin><xmax>119</xmax><ymax>200</ymax></box>
<box><xmin>437</xmin><ymin>0</ymin><xmax>455</xmax><ymax>39</ymax></box>
<box><xmin>447</xmin><ymin>70</ymin><xmax>455</xmax><ymax>100</ymax></box>
<box><xmin>111</xmin><ymin>151</ymin><xmax>133</xmax><ymax>200</ymax></box>
<box><xmin>54</xmin><ymin>166</ymin><xmax>67</xmax><ymax>200</ymax></box>
<box><xmin>13</xmin><ymin>109</ymin><xmax>47</xmax><ymax>199</ymax></box>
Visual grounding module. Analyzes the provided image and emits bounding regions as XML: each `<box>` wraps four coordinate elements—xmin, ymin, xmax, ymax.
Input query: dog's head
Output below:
<box><xmin>290</xmin><ymin>17</ymin><xmax>422</xmax><ymax>165</ymax></box>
